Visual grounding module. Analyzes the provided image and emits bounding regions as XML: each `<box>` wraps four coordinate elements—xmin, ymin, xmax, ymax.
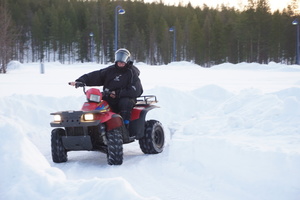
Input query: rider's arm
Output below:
<box><xmin>75</xmin><ymin>70</ymin><xmax>102</xmax><ymax>86</ymax></box>
<box><xmin>73</xmin><ymin>68</ymin><xmax>110</xmax><ymax>87</ymax></box>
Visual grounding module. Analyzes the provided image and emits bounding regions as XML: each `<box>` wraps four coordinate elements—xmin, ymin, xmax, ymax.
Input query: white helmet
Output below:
<box><xmin>115</xmin><ymin>48</ymin><xmax>131</xmax><ymax>63</ymax></box>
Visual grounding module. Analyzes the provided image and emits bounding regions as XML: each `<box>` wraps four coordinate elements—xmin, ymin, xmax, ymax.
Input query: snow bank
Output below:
<box><xmin>1</xmin><ymin>61</ymin><xmax>300</xmax><ymax>200</ymax></box>
<box><xmin>0</xmin><ymin>98</ymin><xmax>156</xmax><ymax>200</ymax></box>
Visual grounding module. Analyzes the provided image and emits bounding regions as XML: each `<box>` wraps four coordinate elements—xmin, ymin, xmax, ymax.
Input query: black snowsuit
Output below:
<box><xmin>75</xmin><ymin>63</ymin><xmax>143</xmax><ymax>122</ymax></box>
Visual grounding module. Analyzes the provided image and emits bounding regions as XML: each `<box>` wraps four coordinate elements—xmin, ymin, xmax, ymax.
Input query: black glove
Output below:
<box><xmin>103</xmin><ymin>88</ymin><xmax>110</xmax><ymax>97</ymax></box>
<box><xmin>75</xmin><ymin>82</ymin><xmax>85</xmax><ymax>88</ymax></box>
<box><xmin>114</xmin><ymin>89</ymin><xmax>121</xmax><ymax>98</ymax></box>
<box><xmin>109</xmin><ymin>89</ymin><xmax>121</xmax><ymax>99</ymax></box>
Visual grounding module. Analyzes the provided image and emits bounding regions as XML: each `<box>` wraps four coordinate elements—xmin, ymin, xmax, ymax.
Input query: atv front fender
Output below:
<box><xmin>106</xmin><ymin>114</ymin><xmax>123</xmax><ymax>131</ymax></box>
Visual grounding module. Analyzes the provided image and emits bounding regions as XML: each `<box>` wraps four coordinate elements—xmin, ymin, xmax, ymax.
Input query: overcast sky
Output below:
<box><xmin>143</xmin><ymin>0</ymin><xmax>292</xmax><ymax>11</ymax></box>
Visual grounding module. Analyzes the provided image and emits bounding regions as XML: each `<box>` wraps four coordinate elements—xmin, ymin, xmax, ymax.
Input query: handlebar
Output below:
<box><xmin>68</xmin><ymin>82</ymin><xmax>85</xmax><ymax>88</ymax></box>
<box><xmin>68</xmin><ymin>82</ymin><xmax>113</xmax><ymax>97</ymax></box>
<box><xmin>68</xmin><ymin>82</ymin><xmax>86</xmax><ymax>93</ymax></box>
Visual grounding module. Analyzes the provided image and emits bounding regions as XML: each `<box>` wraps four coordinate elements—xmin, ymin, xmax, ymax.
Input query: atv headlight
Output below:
<box><xmin>53</xmin><ymin>114</ymin><xmax>62</xmax><ymax>122</ymax></box>
<box><xmin>83</xmin><ymin>113</ymin><xmax>94</xmax><ymax>121</ymax></box>
<box><xmin>89</xmin><ymin>94</ymin><xmax>101</xmax><ymax>103</ymax></box>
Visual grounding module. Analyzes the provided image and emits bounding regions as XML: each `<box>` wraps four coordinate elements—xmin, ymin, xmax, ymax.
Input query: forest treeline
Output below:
<box><xmin>0</xmin><ymin>0</ymin><xmax>299</xmax><ymax>72</ymax></box>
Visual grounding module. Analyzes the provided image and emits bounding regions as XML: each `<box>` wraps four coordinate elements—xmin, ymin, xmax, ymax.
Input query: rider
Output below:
<box><xmin>69</xmin><ymin>48</ymin><xmax>143</xmax><ymax>127</ymax></box>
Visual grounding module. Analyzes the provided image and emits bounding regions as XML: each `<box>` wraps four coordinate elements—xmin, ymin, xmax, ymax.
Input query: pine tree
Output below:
<box><xmin>0</xmin><ymin>1</ymin><xmax>16</xmax><ymax>73</ymax></box>
<box><xmin>3</xmin><ymin>0</ymin><xmax>297</xmax><ymax>66</ymax></box>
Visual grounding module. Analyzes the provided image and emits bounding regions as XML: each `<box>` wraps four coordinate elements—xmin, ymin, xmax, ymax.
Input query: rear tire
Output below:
<box><xmin>139</xmin><ymin>120</ymin><xmax>164</xmax><ymax>154</ymax></box>
<box><xmin>107</xmin><ymin>128</ymin><xmax>123</xmax><ymax>165</ymax></box>
<box><xmin>51</xmin><ymin>128</ymin><xmax>68</xmax><ymax>163</ymax></box>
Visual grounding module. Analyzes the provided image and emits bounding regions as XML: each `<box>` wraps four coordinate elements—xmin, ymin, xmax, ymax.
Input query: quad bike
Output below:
<box><xmin>50</xmin><ymin>83</ymin><xmax>164</xmax><ymax>165</ymax></box>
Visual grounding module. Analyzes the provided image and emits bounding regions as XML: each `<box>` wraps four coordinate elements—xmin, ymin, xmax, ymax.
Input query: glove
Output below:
<box><xmin>110</xmin><ymin>90</ymin><xmax>121</xmax><ymax>99</ymax></box>
<box><xmin>75</xmin><ymin>82</ymin><xmax>85</xmax><ymax>88</ymax></box>
<box><xmin>103</xmin><ymin>88</ymin><xmax>110</xmax><ymax>97</ymax></box>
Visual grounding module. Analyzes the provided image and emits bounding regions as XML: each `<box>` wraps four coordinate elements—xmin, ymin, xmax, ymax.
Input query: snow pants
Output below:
<box><xmin>106</xmin><ymin>97</ymin><xmax>136</xmax><ymax>122</ymax></box>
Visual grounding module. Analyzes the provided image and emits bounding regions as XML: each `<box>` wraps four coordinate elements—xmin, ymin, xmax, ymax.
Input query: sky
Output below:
<box><xmin>143</xmin><ymin>0</ymin><xmax>292</xmax><ymax>11</ymax></box>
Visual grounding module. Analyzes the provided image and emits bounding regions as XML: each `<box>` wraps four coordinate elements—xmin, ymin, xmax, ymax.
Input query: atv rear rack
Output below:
<box><xmin>136</xmin><ymin>95</ymin><xmax>158</xmax><ymax>105</ymax></box>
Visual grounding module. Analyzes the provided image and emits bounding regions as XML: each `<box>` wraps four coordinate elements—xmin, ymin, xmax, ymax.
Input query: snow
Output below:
<box><xmin>1</xmin><ymin>61</ymin><xmax>300</xmax><ymax>200</ymax></box>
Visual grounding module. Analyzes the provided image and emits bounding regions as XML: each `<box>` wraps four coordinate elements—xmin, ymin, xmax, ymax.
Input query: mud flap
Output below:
<box><xmin>121</xmin><ymin>125</ymin><xmax>135</xmax><ymax>144</ymax></box>
<box><xmin>62</xmin><ymin>136</ymin><xmax>93</xmax><ymax>150</ymax></box>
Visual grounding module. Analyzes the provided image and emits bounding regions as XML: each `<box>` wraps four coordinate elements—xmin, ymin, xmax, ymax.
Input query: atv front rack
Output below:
<box><xmin>136</xmin><ymin>95</ymin><xmax>158</xmax><ymax>105</ymax></box>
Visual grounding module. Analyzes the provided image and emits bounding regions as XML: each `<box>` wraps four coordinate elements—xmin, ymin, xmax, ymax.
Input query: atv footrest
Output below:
<box><xmin>62</xmin><ymin>136</ymin><xmax>93</xmax><ymax>150</ymax></box>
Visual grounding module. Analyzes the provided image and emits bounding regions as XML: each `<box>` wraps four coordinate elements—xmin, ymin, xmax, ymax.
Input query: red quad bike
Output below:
<box><xmin>50</xmin><ymin>83</ymin><xmax>165</xmax><ymax>165</ymax></box>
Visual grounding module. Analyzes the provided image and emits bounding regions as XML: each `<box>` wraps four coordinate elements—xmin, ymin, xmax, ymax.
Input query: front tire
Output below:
<box><xmin>139</xmin><ymin>120</ymin><xmax>165</xmax><ymax>154</ymax></box>
<box><xmin>51</xmin><ymin>128</ymin><xmax>68</xmax><ymax>163</ymax></box>
<box><xmin>107</xmin><ymin>127</ymin><xmax>123</xmax><ymax>165</ymax></box>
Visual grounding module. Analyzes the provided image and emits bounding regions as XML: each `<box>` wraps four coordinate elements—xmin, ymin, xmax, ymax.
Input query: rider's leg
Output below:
<box><xmin>118</xmin><ymin>97</ymin><xmax>136</xmax><ymax>127</ymax></box>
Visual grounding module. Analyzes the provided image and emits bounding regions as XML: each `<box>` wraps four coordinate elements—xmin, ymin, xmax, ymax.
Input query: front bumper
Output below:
<box><xmin>50</xmin><ymin>110</ymin><xmax>100</xmax><ymax>127</ymax></box>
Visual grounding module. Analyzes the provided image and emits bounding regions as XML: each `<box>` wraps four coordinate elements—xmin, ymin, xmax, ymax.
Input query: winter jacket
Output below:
<box><xmin>75</xmin><ymin>63</ymin><xmax>143</xmax><ymax>99</ymax></box>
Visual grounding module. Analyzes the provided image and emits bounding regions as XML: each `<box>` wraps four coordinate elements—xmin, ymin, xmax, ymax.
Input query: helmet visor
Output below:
<box><xmin>115</xmin><ymin>50</ymin><xmax>130</xmax><ymax>63</ymax></box>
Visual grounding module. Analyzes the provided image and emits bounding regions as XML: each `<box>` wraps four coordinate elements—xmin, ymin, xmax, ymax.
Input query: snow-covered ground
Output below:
<box><xmin>1</xmin><ymin>61</ymin><xmax>300</xmax><ymax>200</ymax></box>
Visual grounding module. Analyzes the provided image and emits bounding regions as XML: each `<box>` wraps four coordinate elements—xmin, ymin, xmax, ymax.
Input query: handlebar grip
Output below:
<box><xmin>75</xmin><ymin>82</ymin><xmax>85</xmax><ymax>88</ymax></box>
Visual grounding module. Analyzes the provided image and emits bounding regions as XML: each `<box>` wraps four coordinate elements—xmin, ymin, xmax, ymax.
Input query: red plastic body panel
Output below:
<box><xmin>81</xmin><ymin>101</ymin><xmax>114</xmax><ymax>123</ymax></box>
<box><xmin>80</xmin><ymin>100</ymin><xmax>151</xmax><ymax>124</ymax></box>
<box><xmin>131</xmin><ymin>106</ymin><xmax>146</xmax><ymax>121</ymax></box>
<box><xmin>81</xmin><ymin>101</ymin><xmax>110</xmax><ymax>112</ymax></box>
<box><xmin>95</xmin><ymin>111</ymin><xmax>115</xmax><ymax>123</ymax></box>
<box><xmin>85</xmin><ymin>88</ymin><xmax>102</xmax><ymax>101</ymax></box>
<box><xmin>106</xmin><ymin>116</ymin><xmax>123</xmax><ymax>131</ymax></box>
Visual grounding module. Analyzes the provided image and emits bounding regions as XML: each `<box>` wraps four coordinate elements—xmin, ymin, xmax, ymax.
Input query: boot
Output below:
<box><xmin>122</xmin><ymin>120</ymin><xmax>134</xmax><ymax>143</ymax></box>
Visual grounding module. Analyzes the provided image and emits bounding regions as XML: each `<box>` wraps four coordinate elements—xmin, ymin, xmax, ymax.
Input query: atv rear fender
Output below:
<box><xmin>129</xmin><ymin>105</ymin><xmax>158</xmax><ymax>139</ymax></box>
